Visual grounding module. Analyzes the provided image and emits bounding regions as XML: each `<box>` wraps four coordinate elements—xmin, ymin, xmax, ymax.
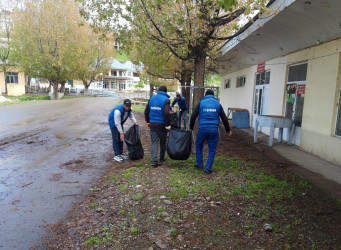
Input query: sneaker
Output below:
<box><xmin>194</xmin><ymin>165</ymin><xmax>203</xmax><ymax>169</ymax></box>
<box><xmin>151</xmin><ymin>162</ymin><xmax>159</xmax><ymax>168</ymax></box>
<box><xmin>159</xmin><ymin>158</ymin><xmax>166</xmax><ymax>163</ymax></box>
<box><xmin>114</xmin><ymin>155</ymin><xmax>123</xmax><ymax>162</ymax></box>
<box><xmin>120</xmin><ymin>154</ymin><xmax>129</xmax><ymax>160</ymax></box>
<box><xmin>204</xmin><ymin>170</ymin><xmax>213</xmax><ymax>174</ymax></box>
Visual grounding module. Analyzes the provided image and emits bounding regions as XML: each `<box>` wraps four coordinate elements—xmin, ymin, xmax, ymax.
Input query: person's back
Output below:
<box><xmin>198</xmin><ymin>95</ymin><xmax>220</xmax><ymax>128</ymax></box>
<box><xmin>149</xmin><ymin>91</ymin><xmax>170</xmax><ymax>125</ymax></box>
<box><xmin>144</xmin><ymin>86</ymin><xmax>171</xmax><ymax>167</ymax></box>
<box><xmin>190</xmin><ymin>90</ymin><xmax>232</xmax><ymax>174</ymax></box>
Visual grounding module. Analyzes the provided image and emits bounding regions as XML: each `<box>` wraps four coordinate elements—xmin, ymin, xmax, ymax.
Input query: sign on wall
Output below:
<box><xmin>297</xmin><ymin>84</ymin><xmax>305</xmax><ymax>95</ymax></box>
<box><xmin>257</xmin><ymin>62</ymin><xmax>265</xmax><ymax>73</ymax></box>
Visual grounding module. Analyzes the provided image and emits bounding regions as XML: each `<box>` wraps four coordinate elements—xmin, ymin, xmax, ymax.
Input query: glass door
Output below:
<box><xmin>253</xmin><ymin>70</ymin><xmax>270</xmax><ymax>127</ymax></box>
<box><xmin>285</xmin><ymin>63</ymin><xmax>307</xmax><ymax>146</ymax></box>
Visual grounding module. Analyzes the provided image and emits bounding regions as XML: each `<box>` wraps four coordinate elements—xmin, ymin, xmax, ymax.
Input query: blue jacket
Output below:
<box><xmin>198</xmin><ymin>95</ymin><xmax>221</xmax><ymax>128</ymax></box>
<box><xmin>172</xmin><ymin>96</ymin><xmax>187</xmax><ymax>111</ymax></box>
<box><xmin>108</xmin><ymin>104</ymin><xmax>131</xmax><ymax>129</ymax></box>
<box><xmin>149</xmin><ymin>91</ymin><xmax>170</xmax><ymax>124</ymax></box>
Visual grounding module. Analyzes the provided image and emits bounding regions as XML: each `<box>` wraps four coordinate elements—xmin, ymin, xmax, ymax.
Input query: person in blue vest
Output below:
<box><xmin>171</xmin><ymin>93</ymin><xmax>188</xmax><ymax>129</ymax></box>
<box><xmin>144</xmin><ymin>86</ymin><xmax>171</xmax><ymax>167</ymax></box>
<box><xmin>189</xmin><ymin>90</ymin><xmax>232</xmax><ymax>174</ymax></box>
<box><xmin>108</xmin><ymin>99</ymin><xmax>137</xmax><ymax>162</ymax></box>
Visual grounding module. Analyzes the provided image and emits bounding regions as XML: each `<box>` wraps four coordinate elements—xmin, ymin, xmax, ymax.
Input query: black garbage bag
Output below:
<box><xmin>170</xmin><ymin>112</ymin><xmax>179</xmax><ymax>129</ymax></box>
<box><xmin>124</xmin><ymin>125</ymin><xmax>144</xmax><ymax>160</ymax></box>
<box><xmin>167</xmin><ymin>128</ymin><xmax>192</xmax><ymax>160</ymax></box>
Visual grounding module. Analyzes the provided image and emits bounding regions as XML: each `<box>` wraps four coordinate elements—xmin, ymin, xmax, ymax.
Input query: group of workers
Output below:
<box><xmin>108</xmin><ymin>86</ymin><xmax>232</xmax><ymax>174</ymax></box>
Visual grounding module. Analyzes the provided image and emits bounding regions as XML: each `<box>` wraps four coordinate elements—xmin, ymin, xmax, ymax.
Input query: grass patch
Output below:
<box><xmin>165</xmin><ymin>155</ymin><xmax>312</xmax><ymax>205</ymax></box>
<box><xmin>7</xmin><ymin>95</ymin><xmax>50</xmax><ymax>101</ymax></box>
<box><xmin>85</xmin><ymin>236</ymin><xmax>101</xmax><ymax>245</ymax></box>
<box><xmin>1</xmin><ymin>94</ymin><xmax>50</xmax><ymax>105</ymax></box>
<box><xmin>89</xmin><ymin>201</ymin><xmax>99</xmax><ymax>208</ymax></box>
<box><xmin>61</xmin><ymin>95</ymin><xmax>97</xmax><ymax>99</ymax></box>
<box><xmin>131</xmin><ymin>104</ymin><xmax>146</xmax><ymax>113</ymax></box>
<box><xmin>130</xmin><ymin>227</ymin><xmax>141</xmax><ymax>234</ymax></box>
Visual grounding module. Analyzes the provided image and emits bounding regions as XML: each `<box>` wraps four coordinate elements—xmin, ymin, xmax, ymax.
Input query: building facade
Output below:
<box><xmin>103</xmin><ymin>59</ymin><xmax>142</xmax><ymax>91</ymax></box>
<box><xmin>217</xmin><ymin>0</ymin><xmax>341</xmax><ymax>165</ymax></box>
<box><xmin>0</xmin><ymin>67</ymin><xmax>26</xmax><ymax>96</ymax></box>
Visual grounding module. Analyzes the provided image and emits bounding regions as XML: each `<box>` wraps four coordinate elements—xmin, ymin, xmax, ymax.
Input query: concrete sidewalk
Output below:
<box><xmin>243</xmin><ymin>129</ymin><xmax>341</xmax><ymax>200</ymax></box>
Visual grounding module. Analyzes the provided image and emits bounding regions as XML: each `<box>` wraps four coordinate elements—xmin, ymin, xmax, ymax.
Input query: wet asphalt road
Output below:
<box><xmin>0</xmin><ymin>97</ymin><xmax>121</xmax><ymax>249</ymax></box>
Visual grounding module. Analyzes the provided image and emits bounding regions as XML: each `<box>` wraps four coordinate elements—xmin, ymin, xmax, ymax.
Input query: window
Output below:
<box><xmin>111</xmin><ymin>81</ymin><xmax>117</xmax><ymax>89</ymax></box>
<box><xmin>111</xmin><ymin>70</ymin><xmax>117</xmax><ymax>76</ymax></box>
<box><xmin>256</xmin><ymin>71</ymin><xmax>270</xmax><ymax>85</ymax></box>
<box><xmin>224</xmin><ymin>79</ymin><xmax>230</xmax><ymax>89</ymax></box>
<box><xmin>119</xmin><ymin>81</ymin><xmax>125</xmax><ymax>90</ymax></box>
<box><xmin>336</xmin><ymin>87</ymin><xmax>341</xmax><ymax>136</ymax></box>
<box><xmin>133</xmin><ymin>72</ymin><xmax>139</xmax><ymax>77</ymax></box>
<box><xmin>6</xmin><ymin>72</ymin><xmax>18</xmax><ymax>84</ymax></box>
<box><xmin>236</xmin><ymin>76</ymin><xmax>246</xmax><ymax>88</ymax></box>
<box><xmin>119</xmin><ymin>71</ymin><xmax>123</xmax><ymax>76</ymax></box>
<box><xmin>288</xmin><ymin>63</ymin><xmax>307</xmax><ymax>82</ymax></box>
<box><xmin>127</xmin><ymin>72</ymin><xmax>131</xmax><ymax>77</ymax></box>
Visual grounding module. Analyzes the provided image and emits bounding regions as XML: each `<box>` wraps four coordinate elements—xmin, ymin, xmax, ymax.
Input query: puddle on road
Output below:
<box><xmin>12</xmin><ymin>118</ymin><xmax>36</xmax><ymax>126</ymax></box>
<box><xmin>49</xmin><ymin>173</ymin><xmax>63</xmax><ymax>182</ymax></box>
<box><xmin>59</xmin><ymin>160</ymin><xmax>92</xmax><ymax>172</ymax></box>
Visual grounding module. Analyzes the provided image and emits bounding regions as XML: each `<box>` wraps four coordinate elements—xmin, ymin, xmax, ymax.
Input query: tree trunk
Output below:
<box><xmin>26</xmin><ymin>75</ymin><xmax>31</xmax><ymax>94</ymax></box>
<box><xmin>83</xmin><ymin>80</ymin><xmax>89</xmax><ymax>95</ymax></box>
<box><xmin>48</xmin><ymin>81</ymin><xmax>52</xmax><ymax>93</ymax></box>
<box><xmin>4</xmin><ymin>69</ymin><xmax>8</xmax><ymax>94</ymax></box>
<box><xmin>149</xmin><ymin>83</ymin><xmax>154</xmax><ymax>98</ymax></box>
<box><xmin>53</xmin><ymin>82</ymin><xmax>59</xmax><ymax>100</ymax></box>
<box><xmin>193</xmin><ymin>51</ymin><xmax>206</xmax><ymax>108</ymax></box>
<box><xmin>84</xmin><ymin>86</ymin><xmax>89</xmax><ymax>95</ymax></box>
<box><xmin>60</xmin><ymin>81</ymin><xmax>66</xmax><ymax>94</ymax></box>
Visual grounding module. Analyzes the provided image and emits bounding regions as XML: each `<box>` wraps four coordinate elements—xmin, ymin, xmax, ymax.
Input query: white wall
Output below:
<box><xmin>220</xmin><ymin>65</ymin><xmax>257</xmax><ymax>123</ymax></box>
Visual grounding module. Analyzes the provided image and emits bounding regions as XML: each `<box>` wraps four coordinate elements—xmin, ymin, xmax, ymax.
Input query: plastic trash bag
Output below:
<box><xmin>167</xmin><ymin>128</ymin><xmax>192</xmax><ymax>160</ymax></box>
<box><xmin>170</xmin><ymin>112</ymin><xmax>179</xmax><ymax>129</ymax></box>
<box><xmin>124</xmin><ymin>124</ymin><xmax>144</xmax><ymax>160</ymax></box>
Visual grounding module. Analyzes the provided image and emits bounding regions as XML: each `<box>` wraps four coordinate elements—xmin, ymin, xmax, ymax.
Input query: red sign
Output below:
<box><xmin>257</xmin><ymin>62</ymin><xmax>265</xmax><ymax>73</ymax></box>
<box><xmin>297</xmin><ymin>85</ymin><xmax>305</xmax><ymax>95</ymax></box>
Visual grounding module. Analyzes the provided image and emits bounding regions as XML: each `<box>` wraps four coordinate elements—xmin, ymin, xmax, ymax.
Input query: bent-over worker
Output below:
<box><xmin>108</xmin><ymin>99</ymin><xmax>137</xmax><ymax>162</ymax></box>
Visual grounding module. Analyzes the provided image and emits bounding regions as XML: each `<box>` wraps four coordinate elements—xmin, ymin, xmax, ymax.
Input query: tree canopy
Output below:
<box><xmin>81</xmin><ymin>0</ymin><xmax>270</xmax><ymax>105</ymax></box>
<box><xmin>11</xmin><ymin>0</ymin><xmax>113</xmax><ymax>99</ymax></box>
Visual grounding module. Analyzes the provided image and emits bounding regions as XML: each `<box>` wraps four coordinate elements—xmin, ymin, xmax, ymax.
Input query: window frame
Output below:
<box><xmin>256</xmin><ymin>70</ymin><xmax>270</xmax><ymax>85</ymax></box>
<box><xmin>6</xmin><ymin>72</ymin><xmax>19</xmax><ymax>84</ymax></box>
<box><xmin>224</xmin><ymin>79</ymin><xmax>231</xmax><ymax>89</ymax></box>
<box><xmin>236</xmin><ymin>76</ymin><xmax>246</xmax><ymax>88</ymax></box>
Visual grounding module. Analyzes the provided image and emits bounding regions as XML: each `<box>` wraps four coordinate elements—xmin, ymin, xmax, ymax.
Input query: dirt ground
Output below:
<box><xmin>42</xmin><ymin>111</ymin><xmax>341</xmax><ymax>249</ymax></box>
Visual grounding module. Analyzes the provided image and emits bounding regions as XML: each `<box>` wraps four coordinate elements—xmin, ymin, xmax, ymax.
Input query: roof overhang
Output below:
<box><xmin>104</xmin><ymin>76</ymin><xmax>133</xmax><ymax>81</ymax></box>
<box><xmin>217</xmin><ymin>0</ymin><xmax>341</xmax><ymax>74</ymax></box>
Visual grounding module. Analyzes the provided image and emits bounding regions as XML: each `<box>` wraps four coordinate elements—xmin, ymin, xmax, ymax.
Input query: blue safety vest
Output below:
<box><xmin>173</xmin><ymin>96</ymin><xmax>187</xmax><ymax>111</ymax></box>
<box><xmin>149</xmin><ymin>91</ymin><xmax>170</xmax><ymax>124</ymax></box>
<box><xmin>198</xmin><ymin>95</ymin><xmax>220</xmax><ymax>128</ymax></box>
<box><xmin>108</xmin><ymin>104</ymin><xmax>131</xmax><ymax>129</ymax></box>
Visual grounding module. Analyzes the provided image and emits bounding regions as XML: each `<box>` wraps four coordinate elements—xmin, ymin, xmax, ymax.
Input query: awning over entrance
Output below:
<box><xmin>217</xmin><ymin>0</ymin><xmax>341</xmax><ymax>74</ymax></box>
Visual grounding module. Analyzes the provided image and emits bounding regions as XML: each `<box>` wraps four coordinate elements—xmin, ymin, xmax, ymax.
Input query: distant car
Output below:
<box><xmin>80</xmin><ymin>89</ymin><xmax>84</xmax><ymax>94</ymax></box>
<box><xmin>70</xmin><ymin>88</ymin><xmax>77</xmax><ymax>93</ymax></box>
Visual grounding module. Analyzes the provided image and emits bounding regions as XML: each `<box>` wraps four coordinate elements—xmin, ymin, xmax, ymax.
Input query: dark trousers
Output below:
<box><xmin>195</xmin><ymin>127</ymin><xmax>219</xmax><ymax>172</ymax></box>
<box><xmin>150</xmin><ymin>126</ymin><xmax>167</xmax><ymax>163</ymax></box>
<box><xmin>111</xmin><ymin>127</ymin><xmax>123</xmax><ymax>156</ymax></box>
<box><xmin>178</xmin><ymin>110</ymin><xmax>187</xmax><ymax>129</ymax></box>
